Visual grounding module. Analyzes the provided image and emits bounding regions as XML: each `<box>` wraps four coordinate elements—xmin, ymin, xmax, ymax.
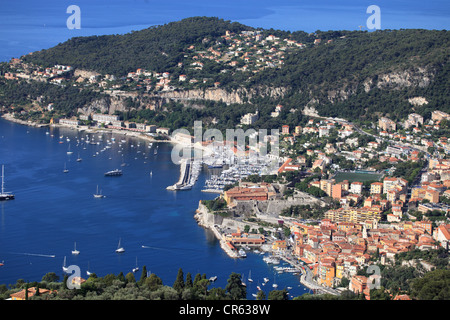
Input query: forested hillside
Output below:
<box><xmin>251</xmin><ymin>29</ymin><xmax>450</xmax><ymax>122</ymax></box>
<box><xmin>23</xmin><ymin>17</ymin><xmax>252</xmax><ymax>76</ymax></box>
<box><xmin>7</xmin><ymin>17</ymin><xmax>450</xmax><ymax>126</ymax></box>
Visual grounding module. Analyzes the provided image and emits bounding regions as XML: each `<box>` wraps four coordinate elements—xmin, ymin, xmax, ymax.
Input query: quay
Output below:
<box><xmin>167</xmin><ymin>158</ymin><xmax>192</xmax><ymax>190</ymax></box>
<box><xmin>200</xmin><ymin>189</ymin><xmax>223</xmax><ymax>194</ymax></box>
<box><xmin>276</xmin><ymin>254</ymin><xmax>340</xmax><ymax>295</ymax></box>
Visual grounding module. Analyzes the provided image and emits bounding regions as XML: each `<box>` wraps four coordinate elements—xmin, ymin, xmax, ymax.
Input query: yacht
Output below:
<box><xmin>104</xmin><ymin>169</ymin><xmax>122</xmax><ymax>176</ymax></box>
<box><xmin>238</xmin><ymin>249</ymin><xmax>247</xmax><ymax>258</ymax></box>
<box><xmin>115</xmin><ymin>238</ymin><xmax>125</xmax><ymax>253</ymax></box>
<box><xmin>0</xmin><ymin>165</ymin><xmax>14</xmax><ymax>201</ymax></box>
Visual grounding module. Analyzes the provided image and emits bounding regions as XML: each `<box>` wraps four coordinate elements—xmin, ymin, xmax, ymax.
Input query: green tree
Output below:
<box><xmin>207</xmin><ymin>287</ymin><xmax>227</xmax><ymax>300</ymax></box>
<box><xmin>411</xmin><ymin>269</ymin><xmax>450</xmax><ymax>300</ymax></box>
<box><xmin>225</xmin><ymin>273</ymin><xmax>246</xmax><ymax>300</ymax></box>
<box><xmin>268</xmin><ymin>289</ymin><xmax>288</xmax><ymax>300</ymax></box>
<box><xmin>25</xmin><ymin>283</ymin><xmax>29</xmax><ymax>300</ymax></box>
<box><xmin>125</xmin><ymin>272</ymin><xmax>136</xmax><ymax>284</ymax></box>
<box><xmin>138</xmin><ymin>265</ymin><xmax>148</xmax><ymax>286</ymax></box>
<box><xmin>41</xmin><ymin>272</ymin><xmax>59</xmax><ymax>283</ymax></box>
<box><xmin>185</xmin><ymin>272</ymin><xmax>193</xmax><ymax>288</ymax></box>
<box><xmin>369</xmin><ymin>287</ymin><xmax>390</xmax><ymax>300</ymax></box>
<box><xmin>173</xmin><ymin>268</ymin><xmax>185</xmax><ymax>294</ymax></box>
<box><xmin>143</xmin><ymin>273</ymin><xmax>163</xmax><ymax>292</ymax></box>
<box><xmin>256</xmin><ymin>290</ymin><xmax>266</xmax><ymax>300</ymax></box>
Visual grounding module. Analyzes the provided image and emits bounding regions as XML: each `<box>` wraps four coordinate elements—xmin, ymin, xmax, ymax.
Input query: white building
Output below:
<box><xmin>240</xmin><ymin>110</ymin><xmax>259</xmax><ymax>125</ymax></box>
<box><xmin>350</xmin><ymin>182</ymin><xmax>363</xmax><ymax>194</ymax></box>
<box><xmin>92</xmin><ymin>114</ymin><xmax>120</xmax><ymax>124</ymax></box>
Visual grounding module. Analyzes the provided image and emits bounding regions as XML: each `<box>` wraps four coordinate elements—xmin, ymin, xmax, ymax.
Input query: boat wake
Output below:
<box><xmin>11</xmin><ymin>252</ymin><xmax>56</xmax><ymax>258</ymax></box>
<box><xmin>141</xmin><ymin>245</ymin><xmax>201</xmax><ymax>252</ymax></box>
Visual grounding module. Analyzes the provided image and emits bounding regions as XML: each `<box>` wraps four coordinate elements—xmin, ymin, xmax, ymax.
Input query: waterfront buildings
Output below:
<box><xmin>92</xmin><ymin>114</ymin><xmax>120</xmax><ymax>124</ymax></box>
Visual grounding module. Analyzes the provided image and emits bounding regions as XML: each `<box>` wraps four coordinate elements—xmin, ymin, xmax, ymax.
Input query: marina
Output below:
<box><xmin>202</xmin><ymin>157</ymin><xmax>277</xmax><ymax>193</ymax></box>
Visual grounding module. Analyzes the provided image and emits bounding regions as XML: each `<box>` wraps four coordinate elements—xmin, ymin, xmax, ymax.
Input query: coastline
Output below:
<box><xmin>1</xmin><ymin>112</ymin><xmax>174</xmax><ymax>145</ymax></box>
<box><xmin>194</xmin><ymin>202</ymin><xmax>239</xmax><ymax>259</ymax></box>
<box><xmin>1</xmin><ymin>113</ymin><xmax>216</xmax><ymax>158</ymax></box>
<box><xmin>2</xmin><ymin>112</ymin><xmax>327</xmax><ymax>295</ymax></box>
<box><xmin>194</xmin><ymin>200</ymin><xmax>337</xmax><ymax>294</ymax></box>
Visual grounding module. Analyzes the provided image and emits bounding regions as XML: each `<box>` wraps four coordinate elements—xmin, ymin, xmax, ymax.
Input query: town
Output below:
<box><xmin>194</xmin><ymin>108</ymin><xmax>450</xmax><ymax>300</ymax></box>
<box><xmin>1</xmin><ymin>29</ymin><xmax>312</xmax><ymax>95</ymax></box>
<box><xmin>1</xmin><ymin>27</ymin><xmax>449</xmax><ymax>301</ymax></box>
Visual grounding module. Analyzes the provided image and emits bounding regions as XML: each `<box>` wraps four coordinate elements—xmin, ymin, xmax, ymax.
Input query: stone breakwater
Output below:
<box><xmin>194</xmin><ymin>201</ymin><xmax>240</xmax><ymax>258</ymax></box>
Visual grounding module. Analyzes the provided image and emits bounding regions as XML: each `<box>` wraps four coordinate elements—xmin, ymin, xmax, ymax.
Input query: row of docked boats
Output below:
<box><xmin>263</xmin><ymin>255</ymin><xmax>281</xmax><ymax>265</ymax></box>
<box><xmin>202</xmin><ymin>162</ymin><xmax>270</xmax><ymax>193</ymax></box>
<box><xmin>166</xmin><ymin>159</ymin><xmax>201</xmax><ymax>191</ymax></box>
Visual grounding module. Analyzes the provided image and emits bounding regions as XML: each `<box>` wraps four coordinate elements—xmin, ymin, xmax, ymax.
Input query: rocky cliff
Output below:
<box><xmin>158</xmin><ymin>86</ymin><xmax>286</xmax><ymax>105</ymax></box>
<box><xmin>77</xmin><ymin>85</ymin><xmax>287</xmax><ymax>116</ymax></box>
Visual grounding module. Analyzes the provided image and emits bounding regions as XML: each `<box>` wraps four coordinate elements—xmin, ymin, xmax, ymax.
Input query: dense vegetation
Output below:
<box><xmin>3</xmin><ymin>257</ymin><xmax>447</xmax><ymax>300</ymax></box>
<box><xmin>0</xmin><ymin>78</ymin><xmax>102</xmax><ymax>121</ymax></box>
<box><xmin>251</xmin><ymin>29</ymin><xmax>450</xmax><ymax>122</ymax></box>
<box><xmin>0</xmin><ymin>268</ymin><xmax>290</xmax><ymax>301</ymax></box>
<box><xmin>22</xmin><ymin>17</ymin><xmax>252</xmax><ymax>76</ymax></box>
<box><xmin>1</xmin><ymin>17</ymin><xmax>447</xmax><ymax>130</ymax></box>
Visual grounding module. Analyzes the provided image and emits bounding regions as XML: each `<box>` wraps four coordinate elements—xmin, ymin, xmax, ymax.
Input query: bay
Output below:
<box><xmin>0</xmin><ymin>117</ymin><xmax>309</xmax><ymax>299</ymax></box>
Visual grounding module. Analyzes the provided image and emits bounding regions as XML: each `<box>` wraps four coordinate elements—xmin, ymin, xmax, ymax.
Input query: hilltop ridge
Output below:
<box><xmin>1</xmin><ymin>16</ymin><xmax>448</xmax><ymax>127</ymax></box>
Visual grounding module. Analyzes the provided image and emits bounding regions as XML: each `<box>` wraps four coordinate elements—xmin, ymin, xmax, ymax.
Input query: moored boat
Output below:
<box><xmin>104</xmin><ymin>169</ymin><xmax>122</xmax><ymax>176</ymax></box>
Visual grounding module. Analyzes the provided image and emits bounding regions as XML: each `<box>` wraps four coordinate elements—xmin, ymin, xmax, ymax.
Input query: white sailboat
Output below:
<box><xmin>67</xmin><ymin>144</ymin><xmax>73</xmax><ymax>155</ymax></box>
<box><xmin>63</xmin><ymin>162</ymin><xmax>69</xmax><ymax>173</ymax></box>
<box><xmin>62</xmin><ymin>256</ymin><xmax>69</xmax><ymax>272</ymax></box>
<box><xmin>93</xmin><ymin>185</ymin><xmax>105</xmax><ymax>198</ymax></box>
<box><xmin>248</xmin><ymin>270</ymin><xmax>253</xmax><ymax>282</ymax></box>
<box><xmin>72</xmin><ymin>242</ymin><xmax>80</xmax><ymax>255</ymax></box>
<box><xmin>87</xmin><ymin>261</ymin><xmax>92</xmax><ymax>276</ymax></box>
<box><xmin>115</xmin><ymin>238</ymin><xmax>125</xmax><ymax>253</ymax></box>
<box><xmin>76</xmin><ymin>153</ymin><xmax>82</xmax><ymax>162</ymax></box>
<box><xmin>132</xmin><ymin>257</ymin><xmax>139</xmax><ymax>273</ymax></box>
<box><xmin>272</xmin><ymin>274</ymin><xmax>278</xmax><ymax>288</ymax></box>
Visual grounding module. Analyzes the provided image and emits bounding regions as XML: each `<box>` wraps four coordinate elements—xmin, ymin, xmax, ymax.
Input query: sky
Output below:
<box><xmin>0</xmin><ymin>0</ymin><xmax>449</xmax><ymax>62</ymax></box>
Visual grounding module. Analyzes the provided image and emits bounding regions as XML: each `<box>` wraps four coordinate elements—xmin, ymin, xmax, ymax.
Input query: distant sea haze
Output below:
<box><xmin>0</xmin><ymin>0</ymin><xmax>448</xmax><ymax>62</ymax></box>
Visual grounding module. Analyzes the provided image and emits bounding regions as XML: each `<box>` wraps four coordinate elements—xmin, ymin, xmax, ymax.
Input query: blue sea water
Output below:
<box><xmin>0</xmin><ymin>0</ymin><xmax>449</xmax><ymax>62</ymax></box>
<box><xmin>0</xmin><ymin>117</ymin><xmax>310</xmax><ymax>299</ymax></box>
